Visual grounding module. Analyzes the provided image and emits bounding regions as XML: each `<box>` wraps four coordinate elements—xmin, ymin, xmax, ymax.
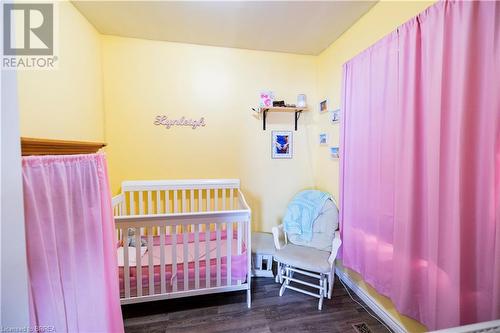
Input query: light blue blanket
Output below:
<box><xmin>283</xmin><ymin>190</ymin><xmax>332</xmax><ymax>242</ymax></box>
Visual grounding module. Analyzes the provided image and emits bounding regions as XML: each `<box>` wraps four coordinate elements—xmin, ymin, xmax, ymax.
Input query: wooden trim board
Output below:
<box><xmin>21</xmin><ymin>137</ymin><xmax>106</xmax><ymax>156</ymax></box>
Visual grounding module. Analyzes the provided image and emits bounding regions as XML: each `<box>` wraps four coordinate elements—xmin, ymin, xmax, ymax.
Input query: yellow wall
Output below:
<box><xmin>314</xmin><ymin>1</ymin><xmax>435</xmax><ymax>332</ymax></box>
<box><xmin>315</xmin><ymin>0</ymin><xmax>434</xmax><ymax>200</ymax></box>
<box><xmin>17</xmin><ymin>1</ymin><xmax>104</xmax><ymax>141</ymax></box>
<box><xmin>101</xmin><ymin>36</ymin><xmax>317</xmax><ymax>231</ymax></box>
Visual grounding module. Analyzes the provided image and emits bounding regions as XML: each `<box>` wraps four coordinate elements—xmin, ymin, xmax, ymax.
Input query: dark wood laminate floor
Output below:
<box><xmin>122</xmin><ymin>276</ymin><xmax>392</xmax><ymax>333</ymax></box>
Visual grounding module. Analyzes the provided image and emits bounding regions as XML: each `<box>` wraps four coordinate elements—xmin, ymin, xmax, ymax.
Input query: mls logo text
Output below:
<box><xmin>2</xmin><ymin>2</ymin><xmax>58</xmax><ymax>70</ymax></box>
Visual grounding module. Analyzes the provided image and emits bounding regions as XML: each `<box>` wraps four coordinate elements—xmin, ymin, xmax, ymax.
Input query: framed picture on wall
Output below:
<box><xmin>319</xmin><ymin>133</ymin><xmax>328</xmax><ymax>145</ymax></box>
<box><xmin>319</xmin><ymin>99</ymin><xmax>329</xmax><ymax>113</ymax></box>
<box><xmin>272</xmin><ymin>130</ymin><xmax>293</xmax><ymax>159</ymax></box>
<box><xmin>330</xmin><ymin>109</ymin><xmax>340</xmax><ymax>124</ymax></box>
<box><xmin>330</xmin><ymin>146</ymin><xmax>339</xmax><ymax>159</ymax></box>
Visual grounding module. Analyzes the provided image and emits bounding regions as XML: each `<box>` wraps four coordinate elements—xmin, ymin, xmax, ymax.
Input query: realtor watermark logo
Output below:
<box><xmin>2</xmin><ymin>2</ymin><xmax>58</xmax><ymax>70</ymax></box>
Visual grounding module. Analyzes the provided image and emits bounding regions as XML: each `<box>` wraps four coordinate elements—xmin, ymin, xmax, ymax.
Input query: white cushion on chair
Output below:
<box><xmin>274</xmin><ymin>244</ymin><xmax>331</xmax><ymax>273</ymax></box>
<box><xmin>287</xmin><ymin>199</ymin><xmax>339</xmax><ymax>252</ymax></box>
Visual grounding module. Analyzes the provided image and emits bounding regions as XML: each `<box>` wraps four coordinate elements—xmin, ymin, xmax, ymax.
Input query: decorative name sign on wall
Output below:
<box><xmin>154</xmin><ymin>115</ymin><xmax>206</xmax><ymax>130</ymax></box>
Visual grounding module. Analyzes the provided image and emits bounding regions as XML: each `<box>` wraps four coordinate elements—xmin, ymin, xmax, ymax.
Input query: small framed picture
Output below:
<box><xmin>319</xmin><ymin>133</ymin><xmax>328</xmax><ymax>145</ymax></box>
<box><xmin>330</xmin><ymin>109</ymin><xmax>340</xmax><ymax>124</ymax></box>
<box><xmin>272</xmin><ymin>131</ymin><xmax>293</xmax><ymax>159</ymax></box>
<box><xmin>330</xmin><ymin>146</ymin><xmax>339</xmax><ymax>159</ymax></box>
<box><xmin>260</xmin><ymin>90</ymin><xmax>275</xmax><ymax>107</ymax></box>
<box><xmin>319</xmin><ymin>99</ymin><xmax>329</xmax><ymax>113</ymax></box>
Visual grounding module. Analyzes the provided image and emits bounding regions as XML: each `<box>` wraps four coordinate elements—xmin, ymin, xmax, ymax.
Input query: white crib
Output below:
<box><xmin>112</xmin><ymin>179</ymin><xmax>252</xmax><ymax>307</ymax></box>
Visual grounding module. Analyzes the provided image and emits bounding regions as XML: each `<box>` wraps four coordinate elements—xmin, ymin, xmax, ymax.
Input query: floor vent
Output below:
<box><xmin>352</xmin><ymin>322</ymin><xmax>373</xmax><ymax>333</ymax></box>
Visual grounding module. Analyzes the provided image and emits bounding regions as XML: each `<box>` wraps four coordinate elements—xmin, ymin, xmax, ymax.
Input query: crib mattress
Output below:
<box><xmin>117</xmin><ymin>231</ymin><xmax>248</xmax><ymax>297</ymax></box>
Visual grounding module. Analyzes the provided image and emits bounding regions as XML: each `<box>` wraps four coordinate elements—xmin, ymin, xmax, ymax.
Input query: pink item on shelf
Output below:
<box><xmin>260</xmin><ymin>91</ymin><xmax>274</xmax><ymax>107</ymax></box>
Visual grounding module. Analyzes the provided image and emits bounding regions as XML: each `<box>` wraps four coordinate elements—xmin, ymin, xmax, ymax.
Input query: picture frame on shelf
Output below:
<box><xmin>330</xmin><ymin>146</ymin><xmax>339</xmax><ymax>159</ymax></box>
<box><xmin>330</xmin><ymin>109</ymin><xmax>340</xmax><ymax>124</ymax></box>
<box><xmin>272</xmin><ymin>130</ymin><xmax>293</xmax><ymax>159</ymax></box>
<box><xmin>319</xmin><ymin>133</ymin><xmax>328</xmax><ymax>145</ymax></box>
<box><xmin>319</xmin><ymin>99</ymin><xmax>329</xmax><ymax>113</ymax></box>
<box><xmin>260</xmin><ymin>91</ymin><xmax>275</xmax><ymax>108</ymax></box>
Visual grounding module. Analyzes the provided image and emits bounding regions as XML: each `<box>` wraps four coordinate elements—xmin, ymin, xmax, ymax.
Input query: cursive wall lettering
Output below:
<box><xmin>154</xmin><ymin>115</ymin><xmax>206</xmax><ymax>130</ymax></box>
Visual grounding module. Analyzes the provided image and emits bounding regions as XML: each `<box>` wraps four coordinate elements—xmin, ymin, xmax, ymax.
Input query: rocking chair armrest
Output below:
<box><xmin>328</xmin><ymin>231</ymin><xmax>342</xmax><ymax>266</ymax></box>
<box><xmin>272</xmin><ymin>224</ymin><xmax>287</xmax><ymax>250</ymax></box>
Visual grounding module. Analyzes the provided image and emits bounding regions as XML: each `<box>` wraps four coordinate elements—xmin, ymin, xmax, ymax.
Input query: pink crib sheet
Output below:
<box><xmin>118</xmin><ymin>231</ymin><xmax>248</xmax><ymax>297</ymax></box>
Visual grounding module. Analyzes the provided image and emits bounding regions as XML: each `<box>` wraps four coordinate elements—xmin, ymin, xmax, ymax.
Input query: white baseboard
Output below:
<box><xmin>335</xmin><ymin>268</ymin><xmax>407</xmax><ymax>333</ymax></box>
<box><xmin>429</xmin><ymin>320</ymin><xmax>500</xmax><ymax>333</ymax></box>
<box><xmin>336</xmin><ymin>269</ymin><xmax>500</xmax><ymax>333</ymax></box>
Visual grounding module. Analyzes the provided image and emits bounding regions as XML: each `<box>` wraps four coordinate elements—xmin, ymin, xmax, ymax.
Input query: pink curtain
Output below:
<box><xmin>23</xmin><ymin>154</ymin><xmax>124</xmax><ymax>333</ymax></box>
<box><xmin>340</xmin><ymin>1</ymin><xmax>500</xmax><ymax>330</ymax></box>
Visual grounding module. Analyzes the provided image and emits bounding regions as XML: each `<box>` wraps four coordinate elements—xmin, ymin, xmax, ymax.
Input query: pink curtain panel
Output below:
<box><xmin>340</xmin><ymin>1</ymin><xmax>500</xmax><ymax>330</ymax></box>
<box><xmin>23</xmin><ymin>154</ymin><xmax>124</xmax><ymax>333</ymax></box>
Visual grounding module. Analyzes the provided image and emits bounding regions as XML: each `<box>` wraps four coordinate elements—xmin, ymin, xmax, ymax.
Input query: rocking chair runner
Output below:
<box><xmin>271</xmin><ymin>198</ymin><xmax>342</xmax><ymax>310</ymax></box>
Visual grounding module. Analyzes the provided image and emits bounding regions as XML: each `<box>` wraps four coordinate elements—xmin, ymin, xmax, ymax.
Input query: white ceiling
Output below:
<box><xmin>72</xmin><ymin>1</ymin><xmax>376</xmax><ymax>55</ymax></box>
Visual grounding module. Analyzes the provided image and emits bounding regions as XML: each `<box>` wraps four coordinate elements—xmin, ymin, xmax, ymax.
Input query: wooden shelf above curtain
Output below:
<box><xmin>21</xmin><ymin>137</ymin><xmax>107</xmax><ymax>156</ymax></box>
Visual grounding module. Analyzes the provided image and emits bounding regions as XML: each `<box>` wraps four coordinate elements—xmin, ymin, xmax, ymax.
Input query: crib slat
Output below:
<box><xmin>205</xmin><ymin>224</ymin><xmax>210</xmax><ymax>288</ymax></box>
<box><xmin>182</xmin><ymin>190</ymin><xmax>186</xmax><ymax>213</ymax></box>
<box><xmin>207</xmin><ymin>189</ymin><xmax>211</xmax><ymax>211</ymax></box>
<box><xmin>222</xmin><ymin>189</ymin><xmax>227</xmax><ymax>210</ymax></box>
<box><xmin>237</xmin><ymin>221</ymin><xmax>242</xmax><ymax>285</ymax></box>
<box><xmin>237</xmin><ymin>221</ymin><xmax>242</xmax><ymax>255</ymax></box>
<box><xmin>147</xmin><ymin>191</ymin><xmax>152</xmax><ymax>214</ymax></box>
<box><xmin>148</xmin><ymin>229</ymin><xmax>154</xmax><ymax>295</ymax></box>
<box><xmin>197</xmin><ymin>189</ymin><xmax>203</xmax><ymax>232</ymax></box>
<box><xmin>227</xmin><ymin>222</ymin><xmax>232</xmax><ymax>286</ymax></box>
<box><xmin>190</xmin><ymin>190</ymin><xmax>195</xmax><ymax>212</ymax></box>
<box><xmin>183</xmin><ymin>226</ymin><xmax>188</xmax><ymax>291</ymax></box>
<box><xmin>130</xmin><ymin>192</ymin><xmax>135</xmax><ymax>215</ymax></box>
<box><xmin>156</xmin><ymin>191</ymin><xmax>161</xmax><ymax>214</ymax></box>
<box><xmin>160</xmin><ymin>226</ymin><xmax>166</xmax><ymax>294</ymax></box>
<box><xmin>194</xmin><ymin>224</ymin><xmax>200</xmax><ymax>289</ymax></box>
<box><xmin>139</xmin><ymin>191</ymin><xmax>144</xmax><ymax>215</ymax></box>
<box><xmin>216</xmin><ymin>223</ymin><xmax>221</xmax><ymax>287</ymax></box>
<box><xmin>123</xmin><ymin>227</ymin><xmax>130</xmax><ymax>298</ymax></box>
<box><xmin>135</xmin><ymin>228</ymin><xmax>142</xmax><ymax>297</ymax></box>
<box><xmin>198</xmin><ymin>189</ymin><xmax>202</xmax><ymax>212</ymax></box>
<box><xmin>165</xmin><ymin>190</ymin><xmax>170</xmax><ymax>213</ymax></box>
<box><xmin>189</xmin><ymin>185</ymin><xmax>197</xmax><ymax>243</ymax></box>
<box><xmin>172</xmin><ymin>224</ymin><xmax>177</xmax><ymax>292</ymax></box>
<box><xmin>190</xmin><ymin>190</ymin><xmax>195</xmax><ymax>233</ymax></box>
<box><xmin>214</xmin><ymin>189</ymin><xmax>219</xmax><ymax>211</ymax></box>
<box><xmin>173</xmin><ymin>190</ymin><xmax>178</xmax><ymax>213</ymax></box>
<box><xmin>229</xmin><ymin>188</ymin><xmax>234</xmax><ymax>210</ymax></box>
<box><xmin>139</xmin><ymin>192</ymin><xmax>145</xmax><ymax>236</ymax></box>
<box><xmin>195</xmin><ymin>190</ymin><xmax>203</xmax><ymax>232</ymax></box>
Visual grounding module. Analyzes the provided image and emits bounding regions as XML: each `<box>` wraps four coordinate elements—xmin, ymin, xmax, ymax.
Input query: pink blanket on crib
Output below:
<box><xmin>118</xmin><ymin>231</ymin><xmax>247</xmax><ymax>296</ymax></box>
